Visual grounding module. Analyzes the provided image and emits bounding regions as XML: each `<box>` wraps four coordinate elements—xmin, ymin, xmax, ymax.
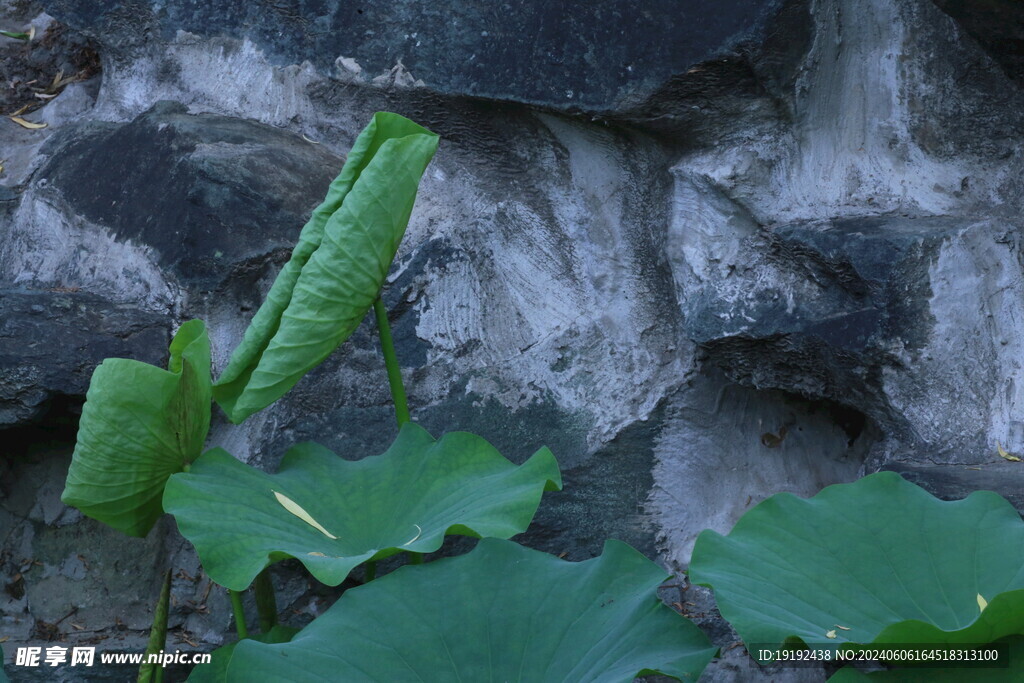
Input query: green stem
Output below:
<box><xmin>229</xmin><ymin>589</ymin><xmax>248</xmax><ymax>639</ymax></box>
<box><xmin>254</xmin><ymin>568</ymin><xmax>277</xmax><ymax>633</ymax></box>
<box><xmin>373</xmin><ymin>297</ymin><xmax>410</xmax><ymax>426</ymax></box>
<box><xmin>409</xmin><ymin>552</ymin><xmax>423</xmax><ymax>565</ymax></box>
<box><xmin>364</xmin><ymin>560</ymin><xmax>377</xmax><ymax>582</ymax></box>
<box><xmin>137</xmin><ymin>569</ymin><xmax>171</xmax><ymax>683</ymax></box>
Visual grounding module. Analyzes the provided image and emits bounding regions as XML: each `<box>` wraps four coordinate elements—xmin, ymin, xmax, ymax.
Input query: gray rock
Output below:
<box><xmin>38</xmin><ymin>0</ymin><xmax>782</xmax><ymax>112</ymax></box>
<box><xmin>0</xmin><ymin>290</ymin><xmax>167</xmax><ymax>425</ymax></box>
<box><xmin>4</xmin><ymin>0</ymin><xmax>1024</xmax><ymax>680</ymax></box>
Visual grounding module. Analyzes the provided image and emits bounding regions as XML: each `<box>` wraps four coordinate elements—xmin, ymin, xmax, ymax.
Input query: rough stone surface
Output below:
<box><xmin>37</xmin><ymin>0</ymin><xmax>781</xmax><ymax>112</ymax></box>
<box><xmin>3</xmin><ymin>0</ymin><xmax>1024</xmax><ymax>680</ymax></box>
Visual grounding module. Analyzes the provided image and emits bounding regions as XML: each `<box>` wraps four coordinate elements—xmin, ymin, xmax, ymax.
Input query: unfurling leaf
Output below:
<box><xmin>271</xmin><ymin>490</ymin><xmax>338</xmax><ymax>539</ymax></box>
<box><xmin>62</xmin><ymin>320</ymin><xmax>212</xmax><ymax>537</ymax></box>
<box><xmin>213</xmin><ymin>112</ymin><xmax>439</xmax><ymax>423</ymax></box>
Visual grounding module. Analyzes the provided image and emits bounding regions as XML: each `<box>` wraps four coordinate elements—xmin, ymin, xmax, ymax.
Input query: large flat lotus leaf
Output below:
<box><xmin>62</xmin><ymin>320</ymin><xmax>211</xmax><ymax>537</ymax></box>
<box><xmin>690</xmin><ymin>472</ymin><xmax>1024</xmax><ymax>661</ymax></box>
<box><xmin>163</xmin><ymin>423</ymin><xmax>561</xmax><ymax>590</ymax></box>
<box><xmin>187</xmin><ymin>626</ymin><xmax>298</xmax><ymax>682</ymax></box>
<box><xmin>826</xmin><ymin>636</ymin><xmax>1023</xmax><ymax>681</ymax></box>
<box><xmin>213</xmin><ymin>112</ymin><xmax>439</xmax><ymax>423</ymax></box>
<box><xmin>226</xmin><ymin>538</ymin><xmax>717</xmax><ymax>682</ymax></box>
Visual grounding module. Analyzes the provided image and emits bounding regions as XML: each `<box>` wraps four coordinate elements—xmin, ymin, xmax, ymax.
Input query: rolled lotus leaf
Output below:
<box><xmin>213</xmin><ymin>112</ymin><xmax>439</xmax><ymax>423</ymax></box>
<box><xmin>62</xmin><ymin>320</ymin><xmax>211</xmax><ymax>537</ymax></box>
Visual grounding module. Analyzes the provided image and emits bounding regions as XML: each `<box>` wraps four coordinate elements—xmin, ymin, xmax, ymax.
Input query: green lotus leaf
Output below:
<box><xmin>826</xmin><ymin>636</ymin><xmax>1023</xmax><ymax>681</ymax></box>
<box><xmin>163</xmin><ymin>423</ymin><xmax>561</xmax><ymax>590</ymax></box>
<box><xmin>62</xmin><ymin>320</ymin><xmax>211</xmax><ymax>537</ymax></box>
<box><xmin>0</xmin><ymin>642</ymin><xmax>7</xmax><ymax>683</ymax></box>
<box><xmin>187</xmin><ymin>626</ymin><xmax>298</xmax><ymax>682</ymax></box>
<box><xmin>690</xmin><ymin>472</ymin><xmax>1024</xmax><ymax>662</ymax></box>
<box><xmin>213</xmin><ymin>112</ymin><xmax>439</xmax><ymax>423</ymax></box>
<box><xmin>226</xmin><ymin>538</ymin><xmax>717</xmax><ymax>682</ymax></box>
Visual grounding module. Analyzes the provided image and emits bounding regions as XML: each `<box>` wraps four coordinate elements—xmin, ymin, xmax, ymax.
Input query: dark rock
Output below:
<box><xmin>0</xmin><ymin>289</ymin><xmax>167</xmax><ymax>425</ymax></box>
<box><xmin>35</xmin><ymin>101</ymin><xmax>342</xmax><ymax>291</ymax></box>
<box><xmin>932</xmin><ymin>0</ymin><xmax>1024</xmax><ymax>87</ymax></box>
<box><xmin>38</xmin><ymin>0</ymin><xmax>784</xmax><ymax>112</ymax></box>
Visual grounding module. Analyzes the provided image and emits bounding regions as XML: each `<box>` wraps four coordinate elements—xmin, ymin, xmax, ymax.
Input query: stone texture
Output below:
<box><xmin>3</xmin><ymin>0</ymin><xmax>1024</xmax><ymax>679</ymax></box>
<box><xmin>38</xmin><ymin>0</ymin><xmax>780</xmax><ymax>112</ymax></box>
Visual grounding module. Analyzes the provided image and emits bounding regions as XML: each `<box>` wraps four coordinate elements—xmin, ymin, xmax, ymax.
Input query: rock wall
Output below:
<box><xmin>2</xmin><ymin>0</ymin><xmax>1024</xmax><ymax>680</ymax></box>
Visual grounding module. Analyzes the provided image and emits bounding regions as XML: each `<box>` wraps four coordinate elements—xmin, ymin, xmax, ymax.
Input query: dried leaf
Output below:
<box><xmin>271</xmin><ymin>490</ymin><xmax>338</xmax><ymax>539</ymax></box>
<box><xmin>34</xmin><ymin>92</ymin><xmax>57</xmax><ymax>100</ymax></box>
<box><xmin>9</xmin><ymin>115</ymin><xmax>46</xmax><ymax>129</ymax></box>
<box><xmin>997</xmin><ymin>441</ymin><xmax>1021</xmax><ymax>462</ymax></box>
<box><xmin>835</xmin><ymin>624</ymin><xmax>851</xmax><ymax>630</ymax></box>
<box><xmin>825</xmin><ymin>629</ymin><xmax>837</xmax><ymax>639</ymax></box>
<box><xmin>301</xmin><ymin>133</ymin><xmax>321</xmax><ymax>144</ymax></box>
<box><xmin>978</xmin><ymin>593</ymin><xmax>988</xmax><ymax>612</ymax></box>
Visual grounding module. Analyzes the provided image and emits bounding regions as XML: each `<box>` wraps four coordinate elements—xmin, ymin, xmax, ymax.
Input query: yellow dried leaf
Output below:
<box><xmin>978</xmin><ymin>593</ymin><xmax>988</xmax><ymax>612</ymax></box>
<box><xmin>825</xmin><ymin>629</ymin><xmax>837</xmax><ymax>639</ymax></box>
<box><xmin>9</xmin><ymin>116</ymin><xmax>46</xmax><ymax>129</ymax></box>
<box><xmin>997</xmin><ymin>442</ymin><xmax>1021</xmax><ymax>462</ymax></box>
<box><xmin>271</xmin><ymin>490</ymin><xmax>338</xmax><ymax>539</ymax></box>
<box><xmin>301</xmin><ymin>133</ymin><xmax>321</xmax><ymax>144</ymax></box>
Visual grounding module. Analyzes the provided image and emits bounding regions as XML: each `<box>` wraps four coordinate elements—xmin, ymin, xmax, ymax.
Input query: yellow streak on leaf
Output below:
<box><xmin>825</xmin><ymin>630</ymin><xmax>837</xmax><ymax>639</ymax></box>
<box><xmin>402</xmin><ymin>524</ymin><xmax>423</xmax><ymax>547</ymax></box>
<box><xmin>271</xmin><ymin>490</ymin><xmax>338</xmax><ymax>539</ymax></box>
<box><xmin>9</xmin><ymin>116</ymin><xmax>46</xmax><ymax>129</ymax></box>
<box><xmin>307</xmin><ymin>552</ymin><xmax>326</xmax><ymax>557</ymax></box>
<box><xmin>997</xmin><ymin>442</ymin><xmax>1021</xmax><ymax>462</ymax></box>
<box><xmin>978</xmin><ymin>594</ymin><xmax>988</xmax><ymax>612</ymax></box>
<box><xmin>835</xmin><ymin>624</ymin><xmax>850</xmax><ymax>631</ymax></box>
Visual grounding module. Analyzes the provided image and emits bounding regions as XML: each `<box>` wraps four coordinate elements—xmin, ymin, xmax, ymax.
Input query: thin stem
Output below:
<box><xmin>154</xmin><ymin>667</ymin><xmax>164</xmax><ymax>683</ymax></box>
<box><xmin>409</xmin><ymin>552</ymin><xmax>423</xmax><ymax>565</ymax></box>
<box><xmin>364</xmin><ymin>560</ymin><xmax>377</xmax><ymax>582</ymax></box>
<box><xmin>373</xmin><ymin>297</ymin><xmax>410</xmax><ymax>426</ymax></box>
<box><xmin>228</xmin><ymin>589</ymin><xmax>248</xmax><ymax>639</ymax></box>
<box><xmin>254</xmin><ymin>568</ymin><xmax>277</xmax><ymax>633</ymax></box>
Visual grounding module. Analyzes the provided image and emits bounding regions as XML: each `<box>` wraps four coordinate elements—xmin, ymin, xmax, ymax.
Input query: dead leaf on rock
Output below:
<box><xmin>997</xmin><ymin>441</ymin><xmax>1020</xmax><ymax>462</ymax></box>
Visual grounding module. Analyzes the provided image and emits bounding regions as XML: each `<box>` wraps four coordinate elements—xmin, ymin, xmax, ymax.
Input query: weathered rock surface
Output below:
<box><xmin>3</xmin><ymin>0</ymin><xmax>1024</xmax><ymax>680</ymax></box>
<box><xmin>38</xmin><ymin>0</ymin><xmax>781</xmax><ymax>112</ymax></box>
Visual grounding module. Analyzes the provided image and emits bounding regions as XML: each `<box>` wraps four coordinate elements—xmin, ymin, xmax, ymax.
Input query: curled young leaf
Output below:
<box><xmin>213</xmin><ymin>112</ymin><xmax>439</xmax><ymax>423</ymax></box>
<box><xmin>62</xmin><ymin>320</ymin><xmax>212</xmax><ymax>537</ymax></box>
